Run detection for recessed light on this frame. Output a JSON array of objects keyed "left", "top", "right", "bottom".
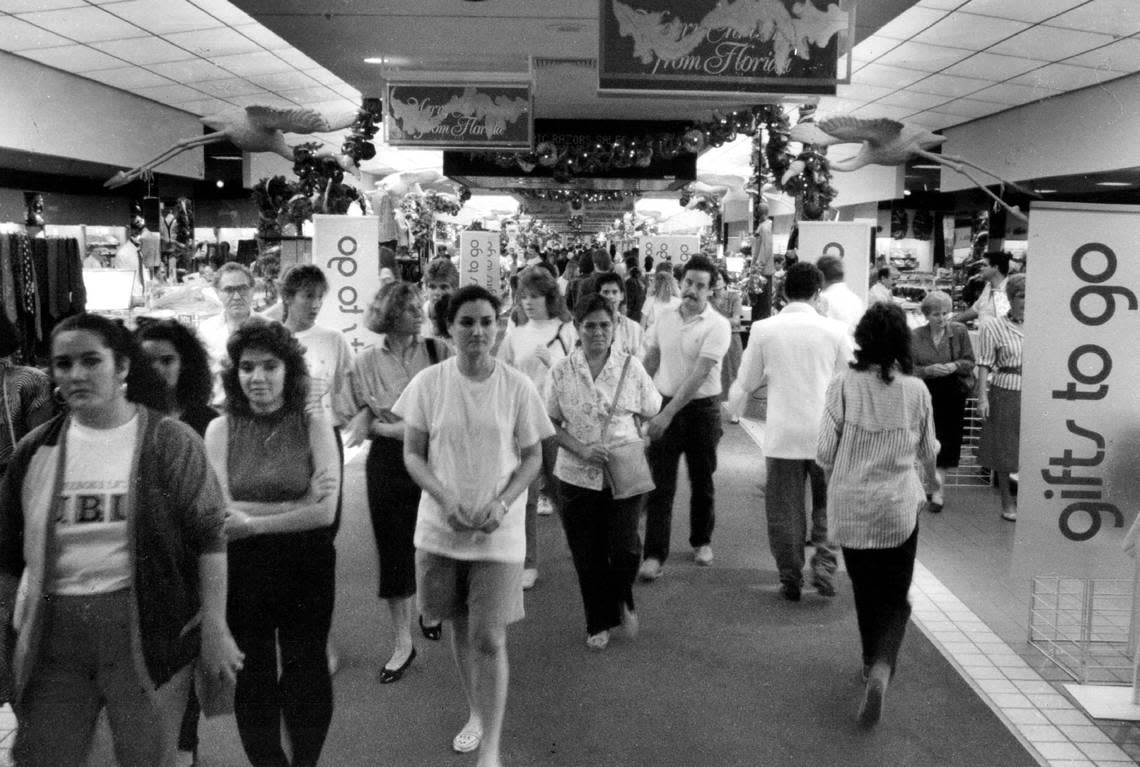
[
  {"left": 1096, "top": 181, "right": 1132, "bottom": 187},
  {"left": 1034, "top": 188, "right": 1056, "bottom": 194}
]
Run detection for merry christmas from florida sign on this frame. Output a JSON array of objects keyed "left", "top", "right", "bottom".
[
  {"left": 385, "top": 83, "right": 532, "bottom": 149},
  {"left": 599, "top": 0, "right": 852, "bottom": 95}
]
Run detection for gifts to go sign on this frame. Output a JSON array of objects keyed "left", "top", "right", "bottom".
[
  {"left": 639, "top": 235, "right": 699, "bottom": 264},
  {"left": 459, "top": 231, "right": 501, "bottom": 294}
]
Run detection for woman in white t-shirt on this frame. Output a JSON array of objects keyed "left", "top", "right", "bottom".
[
  {"left": 0, "top": 314, "right": 243, "bottom": 766},
  {"left": 497, "top": 266, "right": 577, "bottom": 590},
  {"left": 395, "top": 285, "right": 554, "bottom": 764}
]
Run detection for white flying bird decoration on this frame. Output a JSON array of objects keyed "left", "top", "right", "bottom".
[
  {"left": 105, "top": 105, "right": 360, "bottom": 189},
  {"left": 785, "top": 116, "right": 1030, "bottom": 222}
]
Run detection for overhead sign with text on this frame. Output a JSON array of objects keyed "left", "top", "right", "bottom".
[
  {"left": 639, "top": 235, "right": 699, "bottom": 264},
  {"left": 386, "top": 83, "right": 532, "bottom": 149},
  {"left": 312, "top": 215, "right": 382, "bottom": 354},
  {"left": 1013, "top": 202, "right": 1140, "bottom": 581},
  {"left": 797, "top": 221, "right": 872, "bottom": 304},
  {"left": 459, "top": 230, "right": 502, "bottom": 297},
  {"left": 599, "top": 0, "right": 852, "bottom": 95}
]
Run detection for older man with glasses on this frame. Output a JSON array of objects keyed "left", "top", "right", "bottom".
[{"left": 198, "top": 262, "right": 256, "bottom": 405}]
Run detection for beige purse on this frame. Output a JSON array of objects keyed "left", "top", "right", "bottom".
[{"left": 601, "top": 357, "right": 655, "bottom": 500}]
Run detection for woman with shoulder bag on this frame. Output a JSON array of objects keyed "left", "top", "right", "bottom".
[
  {"left": 910, "top": 291, "right": 975, "bottom": 513},
  {"left": 545, "top": 293, "right": 662, "bottom": 651}
]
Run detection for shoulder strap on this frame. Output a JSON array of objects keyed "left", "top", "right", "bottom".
[
  {"left": 600, "top": 355, "right": 634, "bottom": 443},
  {"left": 547, "top": 321, "right": 569, "bottom": 355}
]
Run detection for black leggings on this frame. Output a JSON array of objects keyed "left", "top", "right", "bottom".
[{"left": 228, "top": 531, "right": 336, "bottom": 767}]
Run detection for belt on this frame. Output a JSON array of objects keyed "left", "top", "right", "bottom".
[
  {"left": 997, "top": 365, "right": 1022, "bottom": 375},
  {"left": 661, "top": 395, "right": 719, "bottom": 407}
]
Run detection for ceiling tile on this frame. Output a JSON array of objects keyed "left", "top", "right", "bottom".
[
  {"left": 852, "top": 62, "right": 930, "bottom": 89},
  {"left": 279, "top": 85, "right": 343, "bottom": 105},
  {"left": 90, "top": 36, "right": 195, "bottom": 65},
  {"left": 15, "top": 6, "right": 142, "bottom": 43},
  {"left": 927, "top": 97, "right": 999, "bottom": 118},
  {"left": 247, "top": 70, "right": 320, "bottom": 91},
  {"left": 1009, "top": 61, "right": 1125, "bottom": 91},
  {"left": 330, "top": 82, "right": 361, "bottom": 100},
  {"left": 815, "top": 98, "right": 864, "bottom": 115},
  {"left": 905, "top": 111, "right": 958, "bottom": 130},
  {"left": 104, "top": 0, "right": 224, "bottom": 35},
  {"left": 877, "top": 89, "right": 953, "bottom": 111},
  {"left": 232, "top": 23, "right": 290, "bottom": 51},
  {"left": 873, "top": 41, "right": 973, "bottom": 72},
  {"left": 146, "top": 57, "right": 232, "bottom": 82},
  {"left": 183, "top": 0, "right": 254, "bottom": 27},
  {"left": 163, "top": 27, "right": 261, "bottom": 58},
  {"left": 834, "top": 82, "right": 894, "bottom": 102},
  {"left": 0, "top": 16, "right": 71, "bottom": 49},
  {"left": 135, "top": 82, "right": 209, "bottom": 103},
  {"left": 20, "top": 43, "right": 127, "bottom": 72},
  {"left": 851, "top": 34, "right": 904, "bottom": 64},
  {"left": 304, "top": 68, "right": 349, "bottom": 87},
  {"left": 212, "top": 50, "right": 291, "bottom": 76},
  {"left": 916, "top": 0, "right": 966, "bottom": 9},
  {"left": 84, "top": 66, "right": 175, "bottom": 90},
  {"left": 226, "top": 93, "right": 296, "bottom": 109},
  {"left": 908, "top": 73, "right": 992, "bottom": 97},
  {"left": 990, "top": 25, "right": 1115, "bottom": 60},
  {"left": 273, "top": 48, "right": 322, "bottom": 70},
  {"left": 1064, "top": 37, "right": 1140, "bottom": 71},
  {"left": 0, "top": 0, "right": 83, "bottom": 11},
  {"left": 941, "top": 51, "right": 1046, "bottom": 80},
  {"left": 874, "top": 7, "right": 951, "bottom": 40},
  {"left": 190, "top": 77, "right": 266, "bottom": 98},
  {"left": 1048, "top": 0, "right": 1140, "bottom": 35},
  {"left": 958, "top": 0, "right": 1084, "bottom": 24},
  {"left": 172, "top": 97, "right": 232, "bottom": 116},
  {"left": 910, "top": 13, "right": 1030, "bottom": 50},
  {"left": 849, "top": 104, "right": 915, "bottom": 121},
  {"left": 969, "top": 81, "right": 1062, "bottom": 105}
]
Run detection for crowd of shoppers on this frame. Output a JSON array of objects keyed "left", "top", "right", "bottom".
[{"left": 0, "top": 239, "right": 1028, "bottom": 764}]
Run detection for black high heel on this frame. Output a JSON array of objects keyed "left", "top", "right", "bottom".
[
  {"left": 419, "top": 615, "right": 442, "bottom": 641},
  {"left": 378, "top": 647, "right": 416, "bottom": 684}
]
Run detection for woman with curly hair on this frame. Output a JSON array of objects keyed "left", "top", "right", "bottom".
[
  {"left": 135, "top": 319, "right": 216, "bottom": 436},
  {"left": 817, "top": 302, "right": 939, "bottom": 728},
  {"left": 204, "top": 319, "right": 340, "bottom": 767}
]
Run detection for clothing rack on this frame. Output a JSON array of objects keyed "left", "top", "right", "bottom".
[{"left": 0, "top": 227, "right": 85, "bottom": 365}]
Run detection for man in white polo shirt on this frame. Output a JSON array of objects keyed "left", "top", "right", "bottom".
[
  {"left": 639, "top": 255, "right": 731, "bottom": 580},
  {"left": 728, "top": 262, "right": 853, "bottom": 601},
  {"left": 953, "top": 250, "right": 1010, "bottom": 325}
]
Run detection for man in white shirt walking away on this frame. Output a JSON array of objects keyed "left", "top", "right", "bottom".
[
  {"left": 817, "top": 255, "right": 865, "bottom": 334},
  {"left": 639, "top": 256, "right": 731, "bottom": 580},
  {"left": 728, "top": 262, "right": 853, "bottom": 601},
  {"left": 953, "top": 251, "right": 1010, "bottom": 326}
]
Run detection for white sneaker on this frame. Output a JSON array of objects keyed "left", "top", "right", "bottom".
[
  {"left": 637, "top": 558, "right": 663, "bottom": 582},
  {"left": 522, "top": 568, "right": 538, "bottom": 589},
  {"left": 694, "top": 545, "right": 714, "bottom": 566},
  {"left": 537, "top": 495, "right": 555, "bottom": 516}
]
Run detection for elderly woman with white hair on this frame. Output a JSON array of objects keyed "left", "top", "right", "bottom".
[{"left": 910, "top": 291, "right": 975, "bottom": 513}]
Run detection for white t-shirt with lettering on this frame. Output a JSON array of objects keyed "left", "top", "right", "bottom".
[{"left": 49, "top": 416, "right": 137, "bottom": 595}]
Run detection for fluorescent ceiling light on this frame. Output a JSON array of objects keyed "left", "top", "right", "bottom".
[
  {"left": 1096, "top": 181, "right": 1132, "bottom": 187},
  {"left": 911, "top": 163, "right": 942, "bottom": 169},
  {"left": 1033, "top": 188, "right": 1056, "bottom": 194}
]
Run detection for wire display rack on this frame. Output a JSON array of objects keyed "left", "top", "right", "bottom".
[
  {"left": 944, "top": 396, "right": 992, "bottom": 488},
  {"left": 1028, "top": 576, "right": 1134, "bottom": 685}
]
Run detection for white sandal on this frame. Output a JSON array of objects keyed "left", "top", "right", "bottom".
[{"left": 452, "top": 723, "right": 483, "bottom": 753}]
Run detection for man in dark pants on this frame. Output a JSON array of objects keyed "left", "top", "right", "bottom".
[{"left": 639, "top": 255, "right": 731, "bottom": 580}]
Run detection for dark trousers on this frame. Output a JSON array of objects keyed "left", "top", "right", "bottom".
[
  {"left": 764, "top": 458, "right": 837, "bottom": 588},
  {"left": 843, "top": 525, "right": 918, "bottom": 674},
  {"left": 366, "top": 435, "right": 421, "bottom": 599},
  {"left": 643, "top": 396, "right": 722, "bottom": 563},
  {"left": 558, "top": 481, "right": 643, "bottom": 635},
  {"left": 228, "top": 531, "right": 336, "bottom": 767}
]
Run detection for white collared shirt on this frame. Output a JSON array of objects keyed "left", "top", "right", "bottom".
[
  {"left": 728, "top": 302, "right": 853, "bottom": 459},
  {"left": 820, "top": 282, "right": 865, "bottom": 332},
  {"left": 645, "top": 301, "right": 731, "bottom": 399},
  {"left": 971, "top": 277, "right": 1010, "bottom": 323}
]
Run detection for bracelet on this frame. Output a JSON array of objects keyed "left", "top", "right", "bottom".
[{"left": 498, "top": 498, "right": 510, "bottom": 516}]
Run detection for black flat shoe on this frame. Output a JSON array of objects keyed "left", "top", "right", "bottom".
[
  {"left": 419, "top": 615, "right": 442, "bottom": 641},
  {"left": 378, "top": 647, "right": 416, "bottom": 684}
]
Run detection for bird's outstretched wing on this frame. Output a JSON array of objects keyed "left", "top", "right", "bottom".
[
  {"left": 246, "top": 105, "right": 357, "bottom": 134},
  {"left": 816, "top": 116, "right": 904, "bottom": 146},
  {"left": 788, "top": 122, "right": 847, "bottom": 146}
]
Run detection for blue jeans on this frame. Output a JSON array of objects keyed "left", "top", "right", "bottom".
[
  {"left": 844, "top": 525, "right": 918, "bottom": 673},
  {"left": 643, "top": 396, "right": 722, "bottom": 563},
  {"left": 764, "top": 458, "right": 837, "bottom": 588}
]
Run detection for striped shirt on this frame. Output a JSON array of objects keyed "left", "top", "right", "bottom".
[
  {"left": 817, "top": 368, "right": 939, "bottom": 549},
  {"left": 0, "top": 362, "right": 53, "bottom": 467},
  {"left": 975, "top": 314, "right": 1023, "bottom": 392}
]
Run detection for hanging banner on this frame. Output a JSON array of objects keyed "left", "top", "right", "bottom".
[
  {"left": 598, "top": 0, "right": 853, "bottom": 95},
  {"left": 459, "top": 230, "right": 502, "bottom": 295},
  {"left": 1013, "top": 202, "right": 1140, "bottom": 581},
  {"left": 639, "top": 235, "right": 700, "bottom": 264},
  {"left": 386, "top": 83, "right": 532, "bottom": 149},
  {"left": 796, "top": 220, "right": 872, "bottom": 303},
  {"left": 312, "top": 215, "right": 382, "bottom": 354}
]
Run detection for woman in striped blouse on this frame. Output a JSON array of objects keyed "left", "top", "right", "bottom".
[
  {"left": 975, "top": 273, "right": 1026, "bottom": 522},
  {"left": 817, "top": 302, "right": 939, "bottom": 728}
]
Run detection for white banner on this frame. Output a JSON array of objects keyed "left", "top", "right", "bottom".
[
  {"left": 796, "top": 221, "right": 873, "bottom": 303},
  {"left": 1014, "top": 202, "right": 1140, "bottom": 580},
  {"left": 459, "top": 230, "right": 501, "bottom": 295},
  {"left": 639, "top": 235, "right": 700, "bottom": 264},
  {"left": 312, "top": 215, "right": 382, "bottom": 354}
]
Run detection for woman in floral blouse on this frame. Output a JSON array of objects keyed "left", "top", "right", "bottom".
[{"left": 545, "top": 293, "right": 662, "bottom": 651}]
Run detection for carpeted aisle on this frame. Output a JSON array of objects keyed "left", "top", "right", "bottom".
[{"left": 194, "top": 422, "right": 1039, "bottom": 767}]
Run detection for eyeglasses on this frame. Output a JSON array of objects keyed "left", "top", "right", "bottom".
[{"left": 219, "top": 285, "right": 252, "bottom": 295}]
